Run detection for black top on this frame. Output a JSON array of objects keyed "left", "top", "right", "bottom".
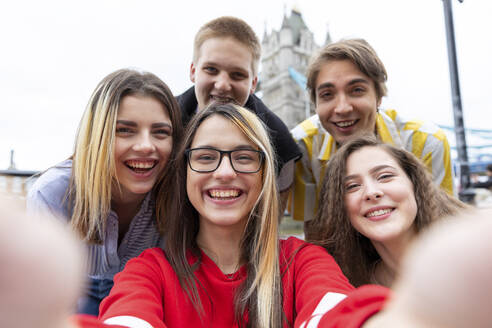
[{"left": 176, "top": 87, "right": 301, "bottom": 175}]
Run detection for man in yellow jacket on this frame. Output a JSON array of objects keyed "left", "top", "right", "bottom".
[{"left": 290, "top": 38, "right": 454, "bottom": 224}]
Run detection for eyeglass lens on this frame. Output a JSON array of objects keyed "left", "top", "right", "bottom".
[{"left": 188, "top": 148, "right": 262, "bottom": 173}]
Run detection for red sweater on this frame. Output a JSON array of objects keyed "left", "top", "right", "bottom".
[{"left": 98, "top": 237, "right": 388, "bottom": 327}]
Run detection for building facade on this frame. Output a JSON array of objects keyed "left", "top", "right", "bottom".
[{"left": 259, "top": 9, "right": 330, "bottom": 128}]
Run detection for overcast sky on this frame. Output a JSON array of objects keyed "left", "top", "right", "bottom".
[{"left": 1, "top": 0, "right": 491, "bottom": 170}]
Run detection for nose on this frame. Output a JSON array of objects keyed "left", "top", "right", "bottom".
[
  {"left": 364, "top": 181, "right": 383, "bottom": 201},
  {"left": 133, "top": 132, "right": 155, "bottom": 153},
  {"left": 334, "top": 93, "right": 353, "bottom": 115},
  {"left": 214, "top": 72, "right": 232, "bottom": 92},
  {"left": 213, "top": 155, "right": 236, "bottom": 179}
]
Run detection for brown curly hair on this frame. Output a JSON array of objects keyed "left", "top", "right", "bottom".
[{"left": 306, "top": 135, "right": 466, "bottom": 287}]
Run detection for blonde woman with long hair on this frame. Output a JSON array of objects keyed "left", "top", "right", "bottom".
[
  {"left": 97, "top": 104, "right": 390, "bottom": 328},
  {"left": 27, "top": 68, "right": 182, "bottom": 315}
]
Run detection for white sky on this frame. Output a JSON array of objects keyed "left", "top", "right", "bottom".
[{"left": 1, "top": 0, "right": 491, "bottom": 170}]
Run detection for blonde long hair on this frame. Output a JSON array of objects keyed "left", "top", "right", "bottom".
[
  {"left": 70, "top": 68, "right": 182, "bottom": 243},
  {"left": 158, "top": 104, "right": 283, "bottom": 327}
]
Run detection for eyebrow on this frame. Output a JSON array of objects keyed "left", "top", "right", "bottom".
[
  {"left": 317, "top": 78, "right": 371, "bottom": 92},
  {"left": 116, "top": 120, "right": 137, "bottom": 127},
  {"left": 202, "top": 61, "right": 249, "bottom": 73},
  {"left": 151, "top": 122, "right": 172, "bottom": 129},
  {"left": 344, "top": 164, "right": 396, "bottom": 181},
  {"left": 192, "top": 145, "right": 257, "bottom": 151},
  {"left": 116, "top": 120, "right": 172, "bottom": 129}
]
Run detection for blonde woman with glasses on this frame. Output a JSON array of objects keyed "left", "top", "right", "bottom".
[{"left": 96, "top": 104, "right": 390, "bottom": 328}]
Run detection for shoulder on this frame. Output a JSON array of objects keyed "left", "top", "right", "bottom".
[
  {"left": 280, "top": 236, "right": 308, "bottom": 252},
  {"left": 382, "top": 109, "right": 449, "bottom": 151},
  {"left": 175, "top": 86, "right": 197, "bottom": 125},
  {"left": 175, "top": 86, "right": 195, "bottom": 108},
  {"left": 246, "top": 94, "right": 289, "bottom": 130},
  {"left": 382, "top": 109, "right": 444, "bottom": 136},
  {"left": 290, "top": 115, "right": 322, "bottom": 142},
  {"left": 120, "top": 247, "right": 171, "bottom": 277},
  {"left": 280, "top": 236, "right": 329, "bottom": 261},
  {"left": 246, "top": 94, "right": 302, "bottom": 164},
  {"left": 137, "top": 246, "right": 167, "bottom": 262}
]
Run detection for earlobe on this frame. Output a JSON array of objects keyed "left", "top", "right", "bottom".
[
  {"left": 190, "top": 63, "right": 196, "bottom": 83},
  {"left": 250, "top": 76, "right": 258, "bottom": 94}
]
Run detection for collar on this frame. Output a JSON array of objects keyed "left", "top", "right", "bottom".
[{"left": 317, "top": 110, "right": 400, "bottom": 161}]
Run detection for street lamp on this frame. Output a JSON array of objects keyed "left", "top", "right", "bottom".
[{"left": 441, "top": 0, "right": 472, "bottom": 201}]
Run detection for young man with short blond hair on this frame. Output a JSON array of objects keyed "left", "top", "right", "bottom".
[{"left": 177, "top": 16, "right": 301, "bottom": 202}]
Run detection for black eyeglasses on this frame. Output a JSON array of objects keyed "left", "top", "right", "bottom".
[{"left": 185, "top": 147, "right": 264, "bottom": 173}]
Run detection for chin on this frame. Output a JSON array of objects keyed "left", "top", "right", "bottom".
[
  {"left": 204, "top": 212, "right": 246, "bottom": 227},
  {"left": 123, "top": 184, "right": 154, "bottom": 195}
]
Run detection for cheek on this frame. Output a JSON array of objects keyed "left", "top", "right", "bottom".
[
  {"left": 344, "top": 195, "right": 366, "bottom": 234},
  {"left": 366, "top": 109, "right": 377, "bottom": 126},
  {"left": 251, "top": 178, "right": 262, "bottom": 199},
  {"left": 113, "top": 140, "right": 126, "bottom": 162},
  {"left": 186, "top": 171, "right": 198, "bottom": 206},
  {"left": 236, "top": 83, "right": 252, "bottom": 100},
  {"left": 360, "top": 97, "right": 378, "bottom": 118},
  {"left": 344, "top": 194, "right": 360, "bottom": 219},
  {"left": 407, "top": 194, "right": 418, "bottom": 223},
  {"left": 315, "top": 103, "right": 333, "bottom": 121},
  {"left": 156, "top": 139, "right": 173, "bottom": 159},
  {"left": 246, "top": 174, "right": 263, "bottom": 205}
]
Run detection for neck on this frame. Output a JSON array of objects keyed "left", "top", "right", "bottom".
[
  {"left": 196, "top": 221, "right": 245, "bottom": 275},
  {"left": 111, "top": 190, "right": 147, "bottom": 240},
  {"left": 371, "top": 232, "right": 415, "bottom": 287}
]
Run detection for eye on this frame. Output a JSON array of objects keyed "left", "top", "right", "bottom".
[
  {"left": 192, "top": 150, "right": 218, "bottom": 163},
  {"left": 318, "top": 90, "right": 333, "bottom": 100},
  {"left": 230, "top": 72, "right": 247, "bottom": 80},
  {"left": 351, "top": 86, "right": 366, "bottom": 95},
  {"left": 153, "top": 128, "right": 171, "bottom": 138},
  {"left": 377, "top": 173, "right": 395, "bottom": 181},
  {"left": 233, "top": 151, "right": 256, "bottom": 164},
  {"left": 198, "top": 154, "right": 214, "bottom": 161},
  {"left": 116, "top": 127, "right": 133, "bottom": 135},
  {"left": 344, "top": 182, "right": 360, "bottom": 192},
  {"left": 204, "top": 66, "right": 218, "bottom": 74}
]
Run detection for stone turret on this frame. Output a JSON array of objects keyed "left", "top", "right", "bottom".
[{"left": 259, "top": 9, "right": 329, "bottom": 128}]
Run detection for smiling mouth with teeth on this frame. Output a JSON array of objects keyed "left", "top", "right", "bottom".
[
  {"left": 365, "top": 208, "right": 393, "bottom": 218},
  {"left": 210, "top": 95, "right": 237, "bottom": 105},
  {"left": 335, "top": 120, "right": 357, "bottom": 128},
  {"left": 209, "top": 189, "right": 241, "bottom": 199},
  {"left": 125, "top": 160, "right": 157, "bottom": 173}
]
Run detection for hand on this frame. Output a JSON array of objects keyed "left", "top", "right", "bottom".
[
  {"left": 370, "top": 208, "right": 492, "bottom": 328},
  {"left": 0, "top": 196, "right": 85, "bottom": 328}
]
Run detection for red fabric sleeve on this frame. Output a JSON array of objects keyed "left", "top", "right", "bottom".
[
  {"left": 282, "top": 238, "right": 389, "bottom": 328},
  {"left": 98, "top": 248, "right": 167, "bottom": 328},
  {"left": 311, "top": 285, "right": 389, "bottom": 328},
  {"left": 291, "top": 241, "right": 355, "bottom": 325}
]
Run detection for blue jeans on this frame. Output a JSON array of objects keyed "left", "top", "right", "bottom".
[{"left": 77, "top": 277, "right": 114, "bottom": 315}]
